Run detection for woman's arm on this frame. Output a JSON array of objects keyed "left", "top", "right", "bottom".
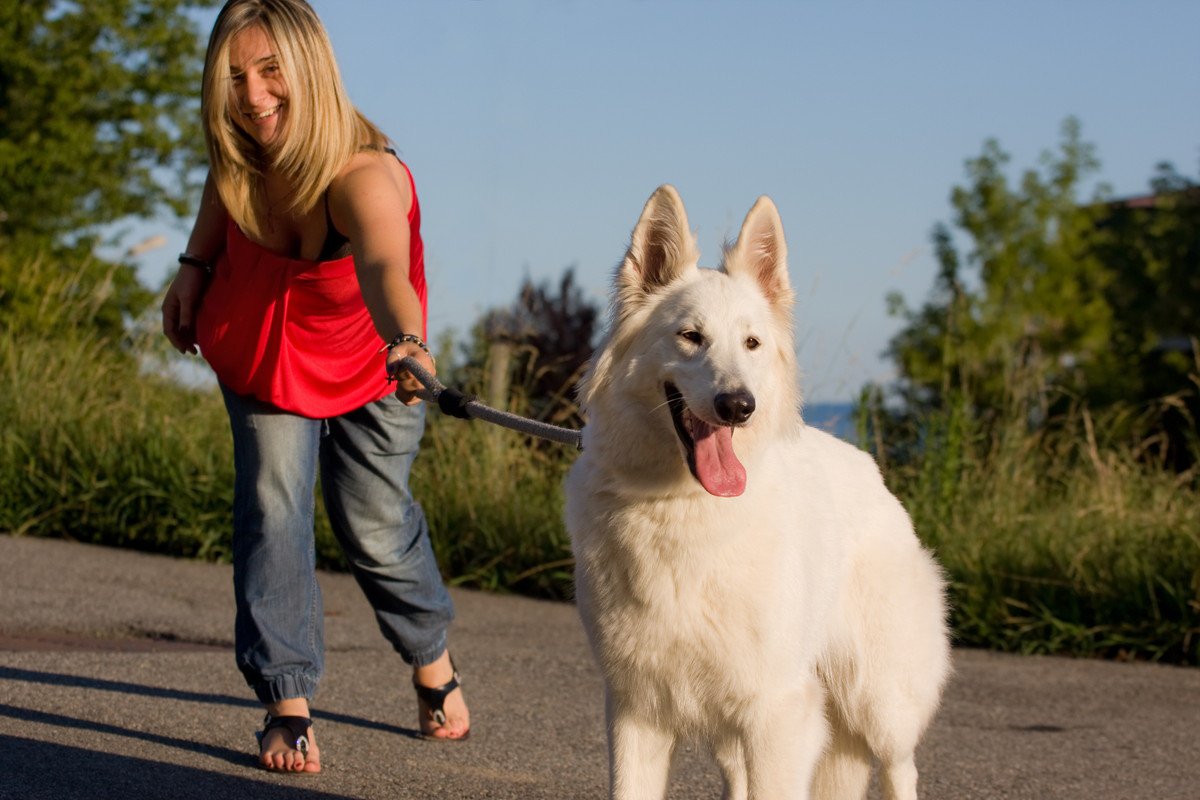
[
  {"left": 162, "top": 174, "right": 228, "bottom": 354},
  {"left": 330, "top": 153, "right": 435, "bottom": 405}
]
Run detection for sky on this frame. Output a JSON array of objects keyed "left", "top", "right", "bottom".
[{"left": 127, "top": 0, "right": 1200, "bottom": 403}]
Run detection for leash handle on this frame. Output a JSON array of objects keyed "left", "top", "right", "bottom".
[{"left": 396, "top": 356, "right": 584, "bottom": 449}]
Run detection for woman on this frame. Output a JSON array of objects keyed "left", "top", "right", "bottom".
[{"left": 162, "top": 0, "right": 469, "bottom": 773}]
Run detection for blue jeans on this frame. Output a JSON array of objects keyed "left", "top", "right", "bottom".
[{"left": 220, "top": 385, "right": 455, "bottom": 705}]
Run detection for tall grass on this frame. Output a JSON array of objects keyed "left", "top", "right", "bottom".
[
  {"left": 862, "top": 390, "right": 1200, "bottom": 665},
  {"left": 4, "top": 254, "right": 1196, "bottom": 663},
  {"left": 0, "top": 254, "right": 575, "bottom": 591},
  {"left": 0, "top": 333, "right": 236, "bottom": 558},
  {"left": 0, "top": 255, "right": 235, "bottom": 561},
  {"left": 415, "top": 417, "right": 576, "bottom": 600}
]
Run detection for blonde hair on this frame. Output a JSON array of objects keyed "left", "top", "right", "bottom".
[{"left": 201, "top": 0, "right": 388, "bottom": 239}]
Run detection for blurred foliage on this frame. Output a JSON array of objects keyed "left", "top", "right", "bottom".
[
  {"left": 0, "top": 243, "right": 152, "bottom": 342},
  {"left": 857, "top": 118, "right": 1200, "bottom": 664},
  {"left": 0, "top": 1, "right": 217, "bottom": 337},
  {"left": 881, "top": 118, "right": 1200, "bottom": 469},
  {"left": 0, "top": 0, "right": 217, "bottom": 245},
  {"left": 857, "top": 380, "right": 1200, "bottom": 665},
  {"left": 449, "top": 267, "right": 600, "bottom": 431}
]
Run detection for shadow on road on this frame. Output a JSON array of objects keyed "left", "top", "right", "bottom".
[
  {"left": 0, "top": 733, "right": 355, "bottom": 800},
  {"left": 0, "top": 666, "right": 421, "bottom": 738}
]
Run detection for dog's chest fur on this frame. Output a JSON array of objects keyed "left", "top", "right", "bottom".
[{"left": 569, "top": 476, "right": 836, "bottom": 730}]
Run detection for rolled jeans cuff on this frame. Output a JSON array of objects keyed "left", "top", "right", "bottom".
[
  {"left": 405, "top": 633, "right": 449, "bottom": 668},
  {"left": 251, "top": 672, "right": 321, "bottom": 705}
]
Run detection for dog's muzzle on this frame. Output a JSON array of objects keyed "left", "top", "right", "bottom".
[{"left": 665, "top": 383, "right": 749, "bottom": 497}]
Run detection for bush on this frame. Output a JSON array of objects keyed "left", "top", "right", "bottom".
[{"left": 860, "top": 390, "right": 1200, "bottom": 665}]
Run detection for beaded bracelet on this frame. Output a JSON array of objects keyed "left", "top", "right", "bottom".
[
  {"left": 178, "top": 252, "right": 214, "bottom": 275},
  {"left": 383, "top": 333, "right": 429, "bottom": 354},
  {"left": 383, "top": 333, "right": 431, "bottom": 383}
]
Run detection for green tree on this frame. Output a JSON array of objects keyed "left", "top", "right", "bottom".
[
  {"left": 1092, "top": 162, "right": 1200, "bottom": 399},
  {"left": 0, "top": 0, "right": 217, "bottom": 337},
  {"left": 1089, "top": 163, "right": 1200, "bottom": 467},
  {"left": 887, "top": 118, "right": 1118, "bottom": 416},
  {"left": 880, "top": 118, "right": 1199, "bottom": 465},
  {"left": 1, "top": 0, "right": 215, "bottom": 243}
]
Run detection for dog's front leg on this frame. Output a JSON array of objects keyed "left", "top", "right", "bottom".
[
  {"left": 742, "top": 677, "right": 829, "bottom": 799},
  {"left": 606, "top": 696, "right": 675, "bottom": 800}
]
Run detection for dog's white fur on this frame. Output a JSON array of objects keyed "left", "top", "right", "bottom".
[{"left": 565, "top": 186, "right": 951, "bottom": 800}]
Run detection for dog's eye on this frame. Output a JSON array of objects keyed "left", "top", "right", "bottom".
[
  {"left": 678, "top": 330, "right": 704, "bottom": 346},
  {"left": 746, "top": 337, "right": 761, "bottom": 350}
]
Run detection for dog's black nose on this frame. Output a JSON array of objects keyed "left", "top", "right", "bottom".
[{"left": 714, "top": 391, "right": 755, "bottom": 424}]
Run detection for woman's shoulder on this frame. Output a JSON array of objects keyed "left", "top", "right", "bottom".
[
  {"left": 339, "top": 148, "right": 411, "bottom": 180},
  {"left": 326, "top": 148, "right": 415, "bottom": 226},
  {"left": 330, "top": 149, "right": 413, "bottom": 212}
]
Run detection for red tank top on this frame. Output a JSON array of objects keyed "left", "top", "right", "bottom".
[{"left": 196, "top": 162, "right": 427, "bottom": 418}]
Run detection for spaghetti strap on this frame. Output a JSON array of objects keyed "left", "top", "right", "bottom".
[{"left": 384, "top": 149, "right": 417, "bottom": 199}]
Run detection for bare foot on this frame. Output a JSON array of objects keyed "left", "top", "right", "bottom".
[
  {"left": 414, "top": 650, "right": 471, "bottom": 740},
  {"left": 259, "top": 697, "right": 321, "bottom": 773}
]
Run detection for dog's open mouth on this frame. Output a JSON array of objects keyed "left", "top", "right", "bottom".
[{"left": 665, "top": 383, "right": 747, "bottom": 497}]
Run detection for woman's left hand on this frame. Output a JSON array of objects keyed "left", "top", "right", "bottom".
[{"left": 387, "top": 343, "right": 436, "bottom": 406}]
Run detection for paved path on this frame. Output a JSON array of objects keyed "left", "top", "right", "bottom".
[{"left": 0, "top": 534, "right": 1197, "bottom": 799}]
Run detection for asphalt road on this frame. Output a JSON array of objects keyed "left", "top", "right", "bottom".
[{"left": 1, "top": 534, "right": 1197, "bottom": 799}]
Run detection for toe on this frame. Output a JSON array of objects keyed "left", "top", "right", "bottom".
[
  {"left": 259, "top": 725, "right": 317, "bottom": 772},
  {"left": 420, "top": 686, "right": 470, "bottom": 739}
]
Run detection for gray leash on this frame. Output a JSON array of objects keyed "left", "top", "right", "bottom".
[{"left": 398, "top": 356, "right": 584, "bottom": 449}]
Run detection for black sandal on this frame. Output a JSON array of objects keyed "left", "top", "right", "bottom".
[
  {"left": 413, "top": 658, "right": 470, "bottom": 741},
  {"left": 255, "top": 714, "right": 313, "bottom": 768}
]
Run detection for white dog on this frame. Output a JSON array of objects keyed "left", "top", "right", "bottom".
[{"left": 565, "top": 186, "right": 950, "bottom": 800}]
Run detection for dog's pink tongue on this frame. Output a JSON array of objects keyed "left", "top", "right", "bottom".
[{"left": 692, "top": 423, "right": 746, "bottom": 497}]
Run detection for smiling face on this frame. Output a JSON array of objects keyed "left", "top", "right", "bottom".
[{"left": 228, "top": 24, "right": 287, "bottom": 147}]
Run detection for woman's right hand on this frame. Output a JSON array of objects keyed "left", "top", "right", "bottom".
[
  {"left": 387, "top": 342, "right": 436, "bottom": 406},
  {"left": 162, "top": 265, "right": 207, "bottom": 354}
]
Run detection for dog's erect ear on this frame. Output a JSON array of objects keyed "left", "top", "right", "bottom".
[
  {"left": 726, "top": 195, "right": 793, "bottom": 309},
  {"left": 616, "top": 185, "right": 699, "bottom": 309}
]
